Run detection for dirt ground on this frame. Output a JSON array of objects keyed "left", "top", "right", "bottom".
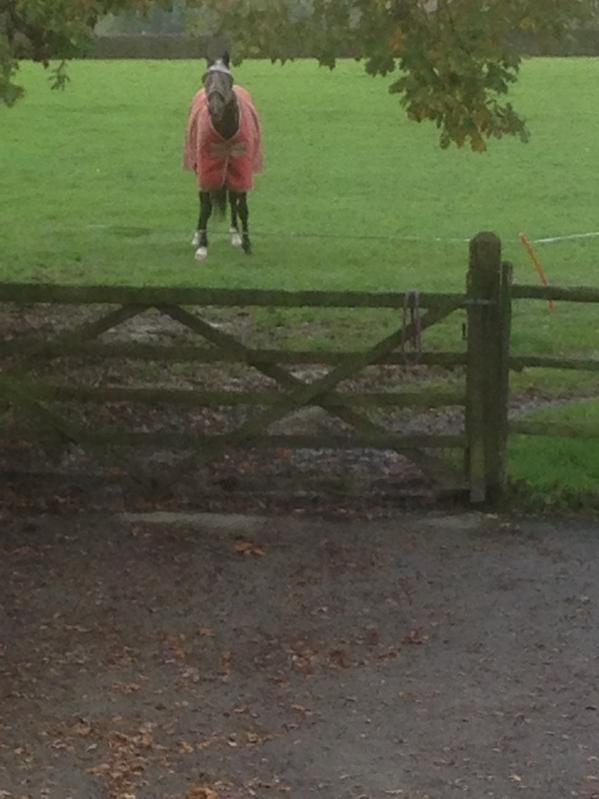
[{"left": 2, "top": 510, "right": 599, "bottom": 799}]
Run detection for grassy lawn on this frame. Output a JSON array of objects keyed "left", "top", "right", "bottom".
[
  {"left": 509, "top": 400, "right": 599, "bottom": 510},
  {"left": 3, "top": 57, "right": 599, "bottom": 506},
  {"left": 3, "top": 58, "right": 599, "bottom": 289},
  {"left": 4, "top": 59, "right": 599, "bottom": 357}
]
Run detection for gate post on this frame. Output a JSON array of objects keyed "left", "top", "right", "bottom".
[{"left": 466, "top": 232, "right": 512, "bottom": 504}]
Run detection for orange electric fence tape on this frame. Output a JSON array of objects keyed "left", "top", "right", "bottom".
[{"left": 518, "top": 233, "right": 556, "bottom": 313}]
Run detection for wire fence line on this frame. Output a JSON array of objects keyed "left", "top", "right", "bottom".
[{"left": 83, "top": 225, "right": 599, "bottom": 247}]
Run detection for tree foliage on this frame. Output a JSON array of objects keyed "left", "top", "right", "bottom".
[
  {"left": 2, "top": 0, "right": 598, "bottom": 150},
  {"left": 192, "top": 0, "right": 599, "bottom": 150},
  {"left": 0, "top": 0, "right": 167, "bottom": 103}
]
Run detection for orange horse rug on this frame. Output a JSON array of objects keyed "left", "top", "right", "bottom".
[{"left": 183, "top": 86, "right": 263, "bottom": 193}]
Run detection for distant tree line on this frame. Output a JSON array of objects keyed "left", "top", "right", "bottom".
[
  {"left": 93, "top": 2, "right": 599, "bottom": 59},
  {"left": 96, "top": 2, "right": 599, "bottom": 37},
  {"left": 95, "top": 1, "right": 194, "bottom": 35}
]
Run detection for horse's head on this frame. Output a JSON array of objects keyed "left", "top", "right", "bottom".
[{"left": 203, "top": 53, "right": 234, "bottom": 125}]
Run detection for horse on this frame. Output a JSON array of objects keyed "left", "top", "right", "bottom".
[{"left": 183, "top": 53, "right": 263, "bottom": 263}]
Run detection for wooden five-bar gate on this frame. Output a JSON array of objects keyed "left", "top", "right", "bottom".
[{"left": 2, "top": 230, "right": 595, "bottom": 506}]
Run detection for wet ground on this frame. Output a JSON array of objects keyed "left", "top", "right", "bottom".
[{"left": 2, "top": 509, "right": 599, "bottom": 799}]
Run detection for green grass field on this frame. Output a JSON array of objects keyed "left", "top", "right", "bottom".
[
  {"left": 3, "top": 58, "right": 599, "bottom": 288},
  {"left": 4, "top": 59, "right": 599, "bottom": 360},
  {"left": 3, "top": 57, "right": 599, "bottom": 505},
  {"left": 3, "top": 60, "right": 599, "bottom": 334},
  {"left": 510, "top": 401, "right": 599, "bottom": 510}
]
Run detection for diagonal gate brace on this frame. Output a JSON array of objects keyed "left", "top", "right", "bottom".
[
  {"left": 158, "top": 303, "right": 461, "bottom": 487},
  {"left": 0, "top": 305, "right": 151, "bottom": 477}
]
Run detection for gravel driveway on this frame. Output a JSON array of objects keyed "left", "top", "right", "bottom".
[{"left": 1, "top": 510, "right": 599, "bottom": 799}]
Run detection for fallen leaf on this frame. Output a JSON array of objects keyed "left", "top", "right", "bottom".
[
  {"left": 162, "top": 634, "right": 186, "bottom": 662},
  {"left": 244, "top": 730, "right": 271, "bottom": 745},
  {"left": 51, "top": 739, "right": 69, "bottom": 750},
  {"left": 88, "top": 763, "right": 110, "bottom": 776},
  {"left": 187, "top": 788, "right": 219, "bottom": 799},
  {"left": 220, "top": 651, "right": 233, "bottom": 682},
  {"left": 234, "top": 540, "right": 266, "bottom": 557},
  {"left": 197, "top": 736, "right": 223, "bottom": 749},
  {"left": 71, "top": 719, "right": 93, "bottom": 737},
  {"left": 179, "top": 740, "right": 194, "bottom": 753},
  {"left": 111, "top": 682, "right": 141, "bottom": 694},
  {"left": 290, "top": 704, "right": 310, "bottom": 714},
  {"left": 64, "top": 624, "right": 92, "bottom": 633},
  {"left": 328, "top": 648, "right": 351, "bottom": 668},
  {"left": 402, "top": 629, "right": 429, "bottom": 645},
  {"left": 364, "top": 626, "right": 380, "bottom": 647}
]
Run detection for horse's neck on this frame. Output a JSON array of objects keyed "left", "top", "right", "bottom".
[{"left": 214, "top": 97, "right": 239, "bottom": 140}]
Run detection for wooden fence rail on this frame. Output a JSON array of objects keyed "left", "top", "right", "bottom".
[
  {"left": 510, "top": 421, "right": 599, "bottom": 439},
  {"left": 0, "top": 341, "right": 468, "bottom": 367},
  {"left": 0, "top": 274, "right": 474, "bottom": 501},
  {"left": 512, "top": 285, "right": 599, "bottom": 304},
  {"left": 0, "top": 283, "right": 476, "bottom": 309},
  {"left": 2, "top": 382, "right": 466, "bottom": 410},
  {"left": 510, "top": 355, "right": 599, "bottom": 372},
  {"left": 509, "top": 271, "right": 599, "bottom": 445},
  {"left": 2, "top": 231, "right": 599, "bottom": 505}
]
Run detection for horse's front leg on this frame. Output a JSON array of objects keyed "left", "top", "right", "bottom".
[
  {"left": 229, "top": 191, "right": 242, "bottom": 248},
  {"left": 237, "top": 193, "right": 252, "bottom": 255},
  {"left": 194, "top": 191, "right": 212, "bottom": 262}
]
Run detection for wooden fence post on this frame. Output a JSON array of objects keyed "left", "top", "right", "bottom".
[
  {"left": 492, "top": 259, "right": 513, "bottom": 504},
  {"left": 466, "top": 233, "right": 512, "bottom": 504}
]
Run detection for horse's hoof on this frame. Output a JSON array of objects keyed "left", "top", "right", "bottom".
[
  {"left": 194, "top": 246, "right": 208, "bottom": 262},
  {"left": 243, "top": 244, "right": 252, "bottom": 255},
  {"left": 191, "top": 231, "right": 200, "bottom": 248},
  {"left": 230, "top": 229, "right": 243, "bottom": 248}
]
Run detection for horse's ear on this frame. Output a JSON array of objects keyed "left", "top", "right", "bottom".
[{"left": 222, "top": 51, "right": 231, "bottom": 67}]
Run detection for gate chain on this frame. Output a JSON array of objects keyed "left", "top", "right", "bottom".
[{"left": 401, "top": 290, "right": 422, "bottom": 362}]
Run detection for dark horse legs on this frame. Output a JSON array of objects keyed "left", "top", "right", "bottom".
[
  {"left": 230, "top": 191, "right": 252, "bottom": 254},
  {"left": 195, "top": 191, "right": 212, "bottom": 253},
  {"left": 194, "top": 190, "right": 251, "bottom": 260},
  {"left": 230, "top": 192, "right": 240, "bottom": 240}
]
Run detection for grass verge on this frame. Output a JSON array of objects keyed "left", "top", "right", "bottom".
[{"left": 509, "top": 400, "right": 599, "bottom": 511}]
